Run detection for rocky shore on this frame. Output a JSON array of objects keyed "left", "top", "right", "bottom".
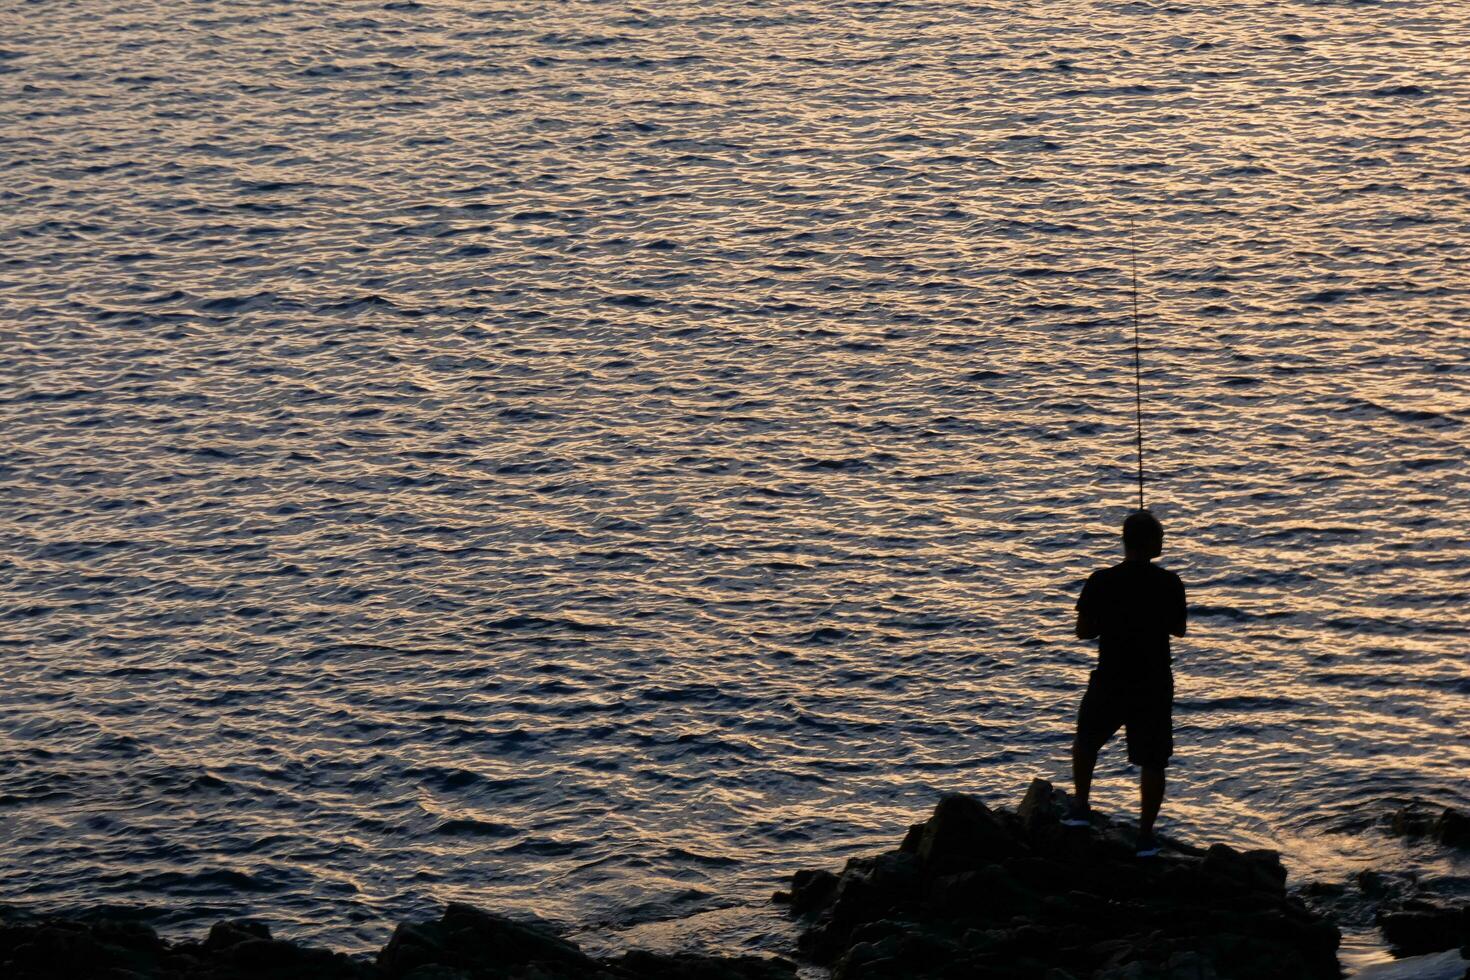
[
  {"left": 777, "top": 778, "right": 1344, "bottom": 980},
  {"left": 3, "top": 781, "right": 1466, "bottom": 979},
  {"left": 0, "top": 902, "right": 798, "bottom": 980},
  {"left": 1385, "top": 803, "right": 1470, "bottom": 853}
]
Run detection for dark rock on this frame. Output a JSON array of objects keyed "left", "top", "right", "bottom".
[
  {"left": 91, "top": 918, "right": 170, "bottom": 957},
  {"left": 1435, "top": 809, "right": 1470, "bottom": 850},
  {"left": 830, "top": 868, "right": 890, "bottom": 926},
  {"left": 612, "top": 948, "right": 797, "bottom": 980},
  {"left": 1200, "top": 844, "right": 1287, "bottom": 894},
  {"left": 378, "top": 903, "right": 597, "bottom": 977},
  {"left": 913, "top": 794, "right": 1017, "bottom": 873},
  {"left": 0, "top": 910, "right": 371, "bottom": 979},
  {"left": 780, "top": 779, "right": 1341, "bottom": 980},
  {"left": 0, "top": 902, "right": 795, "bottom": 980},
  {"left": 204, "top": 917, "right": 273, "bottom": 951},
  {"left": 869, "top": 850, "right": 920, "bottom": 895},
  {"left": 1387, "top": 804, "right": 1470, "bottom": 851},
  {"left": 1356, "top": 868, "right": 1417, "bottom": 899},
  {"left": 222, "top": 936, "right": 366, "bottom": 976},
  {"left": 1391, "top": 806, "right": 1436, "bottom": 838},
  {"left": 833, "top": 932, "right": 905, "bottom": 978},
  {"left": 1299, "top": 881, "right": 1346, "bottom": 898},
  {"left": 1017, "top": 776, "right": 1068, "bottom": 833},
  {"left": 1164, "top": 951, "right": 1222, "bottom": 980},
  {"left": 1377, "top": 902, "right": 1470, "bottom": 956},
  {"left": 928, "top": 864, "right": 1034, "bottom": 920},
  {"left": 789, "top": 868, "right": 840, "bottom": 915}
]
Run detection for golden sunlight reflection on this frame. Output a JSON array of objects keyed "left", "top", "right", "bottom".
[{"left": 0, "top": 0, "right": 1466, "bottom": 973}]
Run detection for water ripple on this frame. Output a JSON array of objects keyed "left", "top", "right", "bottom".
[{"left": 1, "top": 0, "right": 1468, "bottom": 958}]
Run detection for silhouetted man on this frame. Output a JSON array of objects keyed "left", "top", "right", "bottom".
[{"left": 1065, "top": 510, "right": 1187, "bottom": 857}]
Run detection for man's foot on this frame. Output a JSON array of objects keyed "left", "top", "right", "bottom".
[
  {"left": 1060, "top": 802, "right": 1092, "bottom": 828},
  {"left": 1135, "top": 831, "right": 1161, "bottom": 858}
]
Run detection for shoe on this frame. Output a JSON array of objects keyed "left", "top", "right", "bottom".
[
  {"left": 1135, "top": 832, "right": 1161, "bottom": 858},
  {"left": 1060, "top": 803, "right": 1092, "bottom": 828}
]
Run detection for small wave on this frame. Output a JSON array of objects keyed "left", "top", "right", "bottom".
[
  {"left": 665, "top": 848, "right": 739, "bottom": 867},
  {"left": 198, "top": 291, "right": 291, "bottom": 313},
  {"left": 498, "top": 837, "right": 592, "bottom": 857},
  {"left": 795, "top": 626, "right": 850, "bottom": 644},
  {"left": 435, "top": 819, "right": 519, "bottom": 838},
  {"left": 132, "top": 869, "right": 282, "bottom": 894},
  {"left": 1185, "top": 605, "right": 1293, "bottom": 622},
  {"left": 1176, "top": 696, "right": 1301, "bottom": 711},
  {"left": 185, "top": 774, "right": 233, "bottom": 794},
  {"left": 800, "top": 457, "right": 875, "bottom": 471}
]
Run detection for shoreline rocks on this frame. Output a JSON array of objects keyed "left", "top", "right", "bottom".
[
  {"left": 778, "top": 779, "right": 1342, "bottom": 980},
  {"left": 4, "top": 785, "right": 1466, "bottom": 979},
  {"left": 0, "top": 903, "right": 797, "bottom": 980},
  {"left": 1387, "top": 805, "right": 1470, "bottom": 852},
  {"left": 1349, "top": 870, "right": 1470, "bottom": 961}
]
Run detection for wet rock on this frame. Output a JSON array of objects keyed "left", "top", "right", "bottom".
[
  {"left": 0, "top": 903, "right": 795, "bottom": 979},
  {"left": 1387, "top": 805, "right": 1470, "bottom": 851},
  {"left": 221, "top": 936, "right": 367, "bottom": 976},
  {"left": 1357, "top": 869, "right": 1417, "bottom": 900},
  {"left": 611, "top": 948, "right": 798, "bottom": 980},
  {"left": 1376, "top": 901, "right": 1470, "bottom": 957},
  {"left": 780, "top": 780, "right": 1341, "bottom": 980},
  {"left": 788, "top": 867, "right": 840, "bottom": 915},
  {"left": 914, "top": 794, "right": 1017, "bottom": 873},
  {"left": 1348, "top": 862, "right": 1470, "bottom": 959},
  {"left": 0, "top": 908, "right": 370, "bottom": 979},
  {"left": 1199, "top": 843, "right": 1287, "bottom": 893},
  {"left": 204, "top": 917, "right": 273, "bottom": 951},
  {"left": 1300, "top": 881, "right": 1346, "bottom": 899},
  {"left": 378, "top": 902, "right": 598, "bottom": 977},
  {"left": 0, "top": 916, "right": 168, "bottom": 979},
  {"left": 1435, "top": 809, "right": 1470, "bottom": 850},
  {"left": 1390, "top": 806, "right": 1435, "bottom": 838},
  {"left": 1017, "top": 776, "right": 1070, "bottom": 833}
]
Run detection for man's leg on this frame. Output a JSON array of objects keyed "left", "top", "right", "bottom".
[
  {"left": 1127, "top": 676, "right": 1173, "bottom": 840},
  {"left": 1071, "top": 674, "right": 1120, "bottom": 818},
  {"left": 1072, "top": 742, "right": 1097, "bottom": 811},
  {"left": 1139, "top": 766, "right": 1165, "bottom": 835}
]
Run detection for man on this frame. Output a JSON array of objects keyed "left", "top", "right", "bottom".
[{"left": 1065, "top": 510, "right": 1187, "bottom": 857}]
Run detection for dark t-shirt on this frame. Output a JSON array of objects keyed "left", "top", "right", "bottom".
[{"left": 1076, "top": 560, "right": 1187, "bottom": 682}]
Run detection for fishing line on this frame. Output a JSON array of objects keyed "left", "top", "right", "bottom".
[{"left": 1129, "top": 218, "right": 1145, "bottom": 511}]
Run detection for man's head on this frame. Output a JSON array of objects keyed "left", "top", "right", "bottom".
[{"left": 1123, "top": 509, "right": 1163, "bottom": 560}]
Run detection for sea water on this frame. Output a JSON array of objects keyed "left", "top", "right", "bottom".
[{"left": 1, "top": 0, "right": 1466, "bottom": 960}]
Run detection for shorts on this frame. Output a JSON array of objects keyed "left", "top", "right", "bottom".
[{"left": 1073, "top": 669, "right": 1174, "bottom": 769}]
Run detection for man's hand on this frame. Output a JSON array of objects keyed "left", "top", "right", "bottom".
[{"left": 1076, "top": 611, "right": 1100, "bottom": 640}]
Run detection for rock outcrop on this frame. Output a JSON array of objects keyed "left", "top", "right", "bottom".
[
  {"left": 0, "top": 910, "right": 370, "bottom": 979},
  {"left": 777, "top": 779, "right": 1341, "bottom": 980},
  {"left": 1387, "top": 805, "right": 1470, "bottom": 852},
  {"left": 1375, "top": 901, "right": 1470, "bottom": 960},
  {"left": 0, "top": 902, "right": 796, "bottom": 980},
  {"left": 7, "top": 785, "right": 1464, "bottom": 979},
  {"left": 376, "top": 903, "right": 795, "bottom": 980},
  {"left": 1324, "top": 802, "right": 1470, "bottom": 971}
]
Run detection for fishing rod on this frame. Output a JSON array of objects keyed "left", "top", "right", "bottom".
[{"left": 1129, "top": 218, "right": 1145, "bottom": 512}]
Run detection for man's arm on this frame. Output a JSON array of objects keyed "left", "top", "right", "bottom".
[
  {"left": 1170, "top": 578, "right": 1187, "bottom": 638},
  {"left": 1076, "top": 610, "right": 1100, "bottom": 640},
  {"left": 1076, "top": 572, "right": 1100, "bottom": 639}
]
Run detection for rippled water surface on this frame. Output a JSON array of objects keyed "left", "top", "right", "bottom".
[{"left": 2, "top": 0, "right": 1468, "bottom": 960}]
